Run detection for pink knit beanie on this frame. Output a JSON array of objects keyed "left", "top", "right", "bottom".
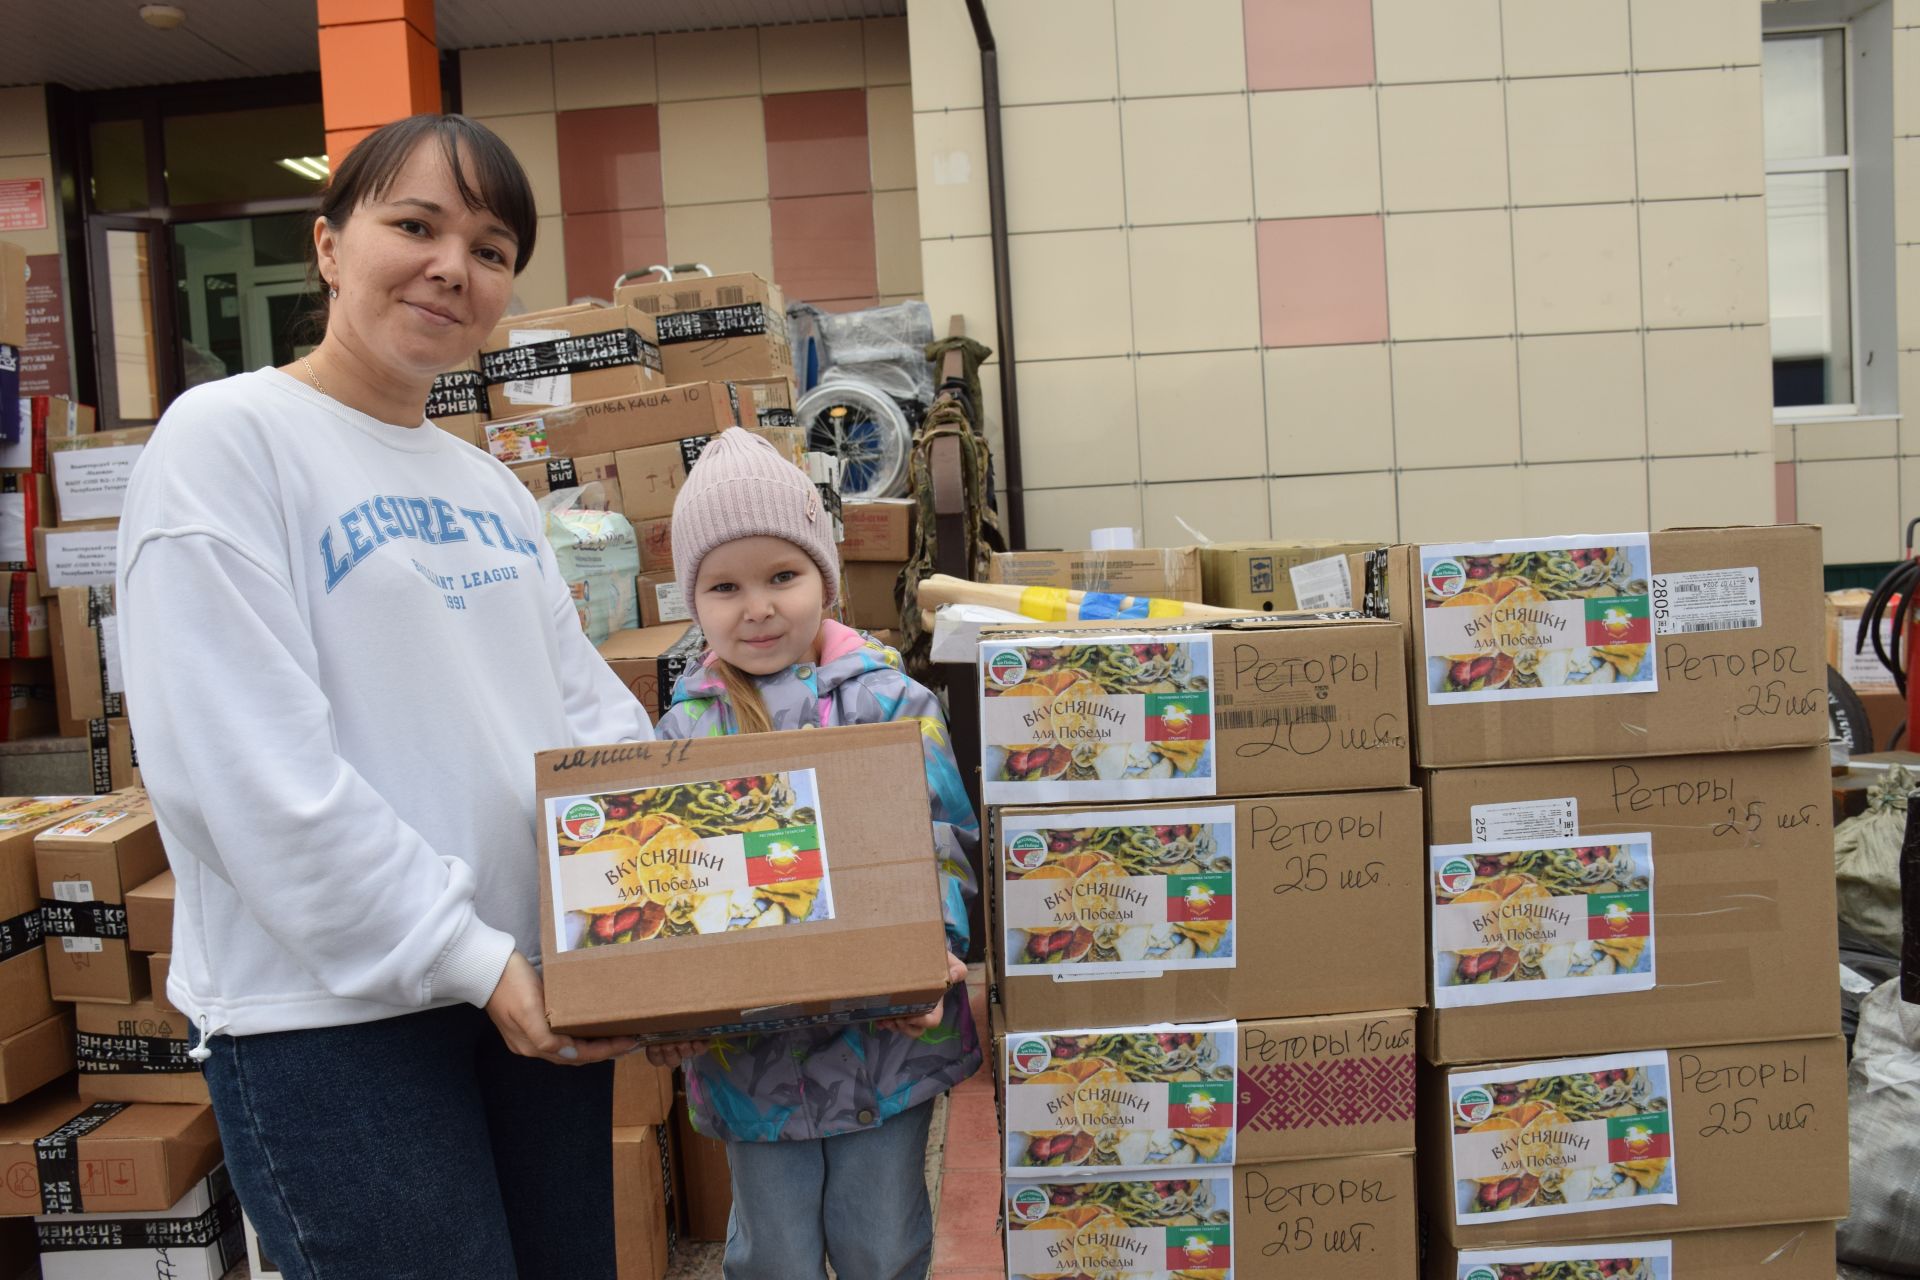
[{"left": 672, "top": 428, "right": 840, "bottom": 617}]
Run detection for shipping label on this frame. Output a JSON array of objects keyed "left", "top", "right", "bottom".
[
  {"left": 51, "top": 444, "right": 142, "bottom": 523},
  {"left": 501, "top": 328, "right": 571, "bottom": 408},
  {"left": 1006, "top": 1176, "right": 1233, "bottom": 1279},
  {"left": 1289, "top": 553, "right": 1354, "bottom": 611},
  {"left": 1431, "top": 836, "right": 1655, "bottom": 1008},
  {"left": 485, "top": 418, "right": 550, "bottom": 464},
  {"left": 1448, "top": 1050, "right": 1676, "bottom": 1225},
  {"left": 1003, "top": 1022, "right": 1238, "bottom": 1174},
  {"left": 1454, "top": 1241, "right": 1672, "bottom": 1280},
  {"left": 1651, "top": 567, "right": 1762, "bottom": 635},
  {"left": 980, "top": 635, "right": 1216, "bottom": 804},
  {"left": 1470, "top": 797, "right": 1579, "bottom": 844},
  {"left": 547, "top": 769, "right": 834, "bottom": 953},
  {"left": 1420, "top": 536, "right": 1656, "bottom": 704},
  {"left": 41, "top": 529, "right": 118, "bottom": 589},
  {"left": 1000, "top": 805, "right": 1235, "bottom": 978}
]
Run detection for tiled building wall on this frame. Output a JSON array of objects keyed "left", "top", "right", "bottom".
[
  {"left": 910, "top": 0, "right": 1790, "bottom": 553},
  {"left": 457, "top": 19, "right": 921, "bottom": 317}
]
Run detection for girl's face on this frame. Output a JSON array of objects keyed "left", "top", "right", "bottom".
[
  {"left": 314, "top": 139, "right": 519, "bottom": 380},
  {"left": 695, "top": 536, "right": 827, "bottom": 676}
]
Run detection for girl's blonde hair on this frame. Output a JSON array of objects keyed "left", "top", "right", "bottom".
[{"left": 712, "top": 656, "right": 774, "bottom": 735}]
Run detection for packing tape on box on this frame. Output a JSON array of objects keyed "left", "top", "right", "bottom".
[
  {"left": 37, "top": 1191, "right": 240, "bottom": 1252},
  {"left": 87, "top": 717, "right": 112, "bottom": 794},
  {"left": 33, "top": 1101, "right": 129, "bottom": 1214},
  {"left": 76, "top": 1030, "right": 198, "bottom": 1074},
  {"left": 0, "top": 903, "right": 44, "bottom": 961},
  {"left": 87, "top": 585, "right": 121, "bottom": 719},
  {"left": 38, "top": 898, "right": 128, "bottom": 940},
  {"left": 480, "top": 328, "right": 663, "bottom": 384},
  {"left": 656, "top": 1122, "right": 679, "bottom": 1254},
  {"left": 425, "top": 369, "right": 488, "bottom": 420},
  {"left": 655, "top": 303, "right": 775, "bottom": 345}
]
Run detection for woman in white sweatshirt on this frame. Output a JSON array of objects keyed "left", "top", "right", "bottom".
[{"left": 115, "top": 115, "right": 651, "bottom": 1279}]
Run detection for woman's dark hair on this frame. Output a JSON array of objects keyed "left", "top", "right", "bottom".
[{"left": 311, "top": 114, "right": 538, "bottom": 297}]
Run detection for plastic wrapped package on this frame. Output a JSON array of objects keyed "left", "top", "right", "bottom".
[
  {"left": 787, "top": 300, "right": 935, "bottom": 404},
  {"left": 1838, "top": 979, "right": 1920, "bottom": 1273},
  {"left": 1833, "top": 764, "right": 1913, "bottom": 959},
  {"left": 541, "top": 484, "right": 639, "bottom": 644}
]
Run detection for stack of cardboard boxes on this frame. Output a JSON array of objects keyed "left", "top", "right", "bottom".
[
  {"left": 979, "top": 609, "right": 1427, "bottom": 1277},
  {"left": 1387, "top": 527, "right": 1846, "bottom": 1277},
  {"left": 839, "top": 497, "right": 912, "bottom": 638}
]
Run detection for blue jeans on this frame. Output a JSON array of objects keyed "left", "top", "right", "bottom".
[
  {"left": 723, "top": 1099, "right": 935, "bottom": 1280},
  {"left": 201, "top": 1002, "right": 614, "bottom": 1280}
]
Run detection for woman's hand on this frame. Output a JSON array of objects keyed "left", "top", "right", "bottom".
[
  {"left": 877, "top": 951, "right": 969, "bottom": 1038},
  {"left": 486, "top": 951, "right": 639, "bottom": 1066},
  {"left": 644, "top": 1039, "right": 710, "bottom": 1069}
]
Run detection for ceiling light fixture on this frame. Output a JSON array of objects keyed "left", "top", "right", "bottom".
[
  {"left": 276, "top": 156, "right": 332, "bottom": 182},
  {"left": 138, "top": 5, "right": 187, "bottom": 29}
]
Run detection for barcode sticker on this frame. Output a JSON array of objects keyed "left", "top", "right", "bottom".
[
  {"left": 1652, "top": 567, "right": 1761, "bottom": 635},
  {"left": 62, "top": 936, "right": 102, "bottom": 953},
  {"left": 1470, "top": 798, "right": 1579, "bottom": 844},
  {"left": 1214, "top": 705, "right": 1336, "bottom": 731},
  {"left": 504, "top": 328, "right": 570, "bottom": 407},
  {"left": 1289, "top": 554, "right": 1354, "bottom": 611},
  {"left": 52, "top": 880, "right": 94, "bottom": 902},
  {"left": 654, "top": 581, "right": 690, "bottom": 623}
]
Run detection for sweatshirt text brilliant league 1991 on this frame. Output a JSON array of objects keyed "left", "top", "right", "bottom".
[{"left": 117, "top": 368, "right": 653, "bottom": 1041}]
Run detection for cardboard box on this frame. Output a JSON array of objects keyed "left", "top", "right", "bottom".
[
  {"left": 1424, "top": 1035, "right": 1848, "bottom": 1248},
  {"left": 482, "top": 383, "right": 738, "bottom": 466},
  {"left": 1202, "top": 541, "right": 1384, "bottom": 613},
  {"left": 614, "top": 273, "right": 793, "bottom": 385},
  {"left": 509, "top": 451, "right": 626, "bottom": 516},
  {"left": 613, "top": 1053, "right": 674, "bottom": 1128},
  {"left": 1237, "top": 1010, "right": 1416, "bottom": 1164},
  {"left": 534, "top": 721, "right": 951, "bottom": 1040},
  {"left": 613, "top": 422, "right": 801, "bottom": 524},
  {"left": 990, "top": 547, "right": 1204, "bottom": 605},
  {"left": 480, "top": 304, "right": 665, "bottom": 420},
  {"left": 36, "top": 791, "right": 166, "bottom": 1004},
  {"left": 0, "top": 1009, "right": 73, "bottom": 1104},
  {"left": 1389, "top": 526, "right": 1826, "bottom": 769},
  {"left": 0, "top": 472, "right": 50, "bottom": 574},
  {"left": 732, "top": 375, "right": 796, "bottom": 428},
  {"left": 0, "top": 242, "right": 23, "bottom": 350},
  {"left": 636, "top": 515, "right": 674, "bottom": 575},
  {"left": 671, "top": 1088, "right": 731, "bottom": 1241},
  {"left": 636, "top": 572, "right": 691, "bottom": 629},
  {"left": 74, "top": 998, "right": 207, "bottom": 1105},
  {"left": 1004, "top": 1154, "right": 1415, "bottom": 1280},
  {"left": 1424, "top": 1220, "right": 1839, "bottom": 1280},
  {"left": 0, "top": 1090, "right": 221, "bottom": 1216},
  {"left": 34, "top": 522, "right": 116, "bottom": 598},
  {"left": 3, "top": 396, "right": 97, "bottom": 477},
  {"left": 0, "top": 660, "right": 55, "bottom": 744},
  {"left": 1421, "top": 745, "right": 1838, "bottom": 1064},
  {"left": 49, "top": 429, "right": 151, "bottom": 527},
  {"left": 0, "top": 797, "right": 100, "bottom": 1039},
  {"left": 2, "top": 574, "right": 46, "bottom": 659},
  {"left": 35, "top": 1165, "right": 243, "bottom": 1279},
  {"left": 992, "top": 789, "right": 1425, "bottom": 1032},
  {"left": 1828, "top": 587, "right": 1897, "bottom": 692},
  {"left": 124, "top": 870, "right": 173, "bottom": 955},
  {"left": 148, "top": 955, "right": 175, "bottom": 1014},
  {"left": 426, "top": 359, "right": 487, "bottom": 449},
  {"left": 597, "top": 623, "right": 701, "bottom": 722},
  {"left": 49, "top": 585, "right": 118, "bottom": 731},
  {"left": 840, "top": 500, "right": 913, "bottom": 562},
  {"left": 979, "top": 617, "right": 1411, "bottom": 805},
  {"left": 90, "top": 718, "right": 139, "bottom": 796},
  {"left": 613, "top": 1125, "right": 673, "bottom": 1280},
  {"left": 841, "top": 560, "right": 902, "bottom": 630}
]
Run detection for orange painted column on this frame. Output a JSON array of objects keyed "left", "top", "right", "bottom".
[{"left": 316, "top": 0, "right": 440, "bottom": 172}]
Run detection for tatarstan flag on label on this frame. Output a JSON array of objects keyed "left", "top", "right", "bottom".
[
  {"left": 1165, "top": 1081, "right": 1234, "bottom": 1128},
  {"left": 1606, "top": 1111, "right": 1671, "bottom": 1163},
  {"left": 1143, "top": 692, "right": 1210, "bottom": 742},
  {"left": 1165, "top": 873, "right": 1231, "bottom": 922},
  {"left": 1587, "top": 891, "right": 1651, "bottom": 940},
  {"left": 1163, "top": 1225, "right": 1231, "bottom": 1270},
  {"left": 1584, "top": 595, "right": 1652, "bottom": 646},
  {"left": 743, "top": 825, "right": 824, "bottom": 885}
]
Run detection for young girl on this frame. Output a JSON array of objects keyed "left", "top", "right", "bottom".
[{"left": 646, "top": 428, "right": 980, "bottom": 1280}]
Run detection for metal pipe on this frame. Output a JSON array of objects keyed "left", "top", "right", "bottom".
[{"left": 963, "top": 0, "right": 1025, "bottom": 550}]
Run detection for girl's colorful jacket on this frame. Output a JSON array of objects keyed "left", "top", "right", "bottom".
[{"left": 654, "top": 620, "right": 982, "bottom": 1143}]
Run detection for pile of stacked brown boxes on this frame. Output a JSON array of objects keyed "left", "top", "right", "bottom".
[
  {"left": 980, "top": 610, "right": 1427, "bottom": 1277},
  {"left": 839, "top": 498, "right": 912, "bottom": 638},
  {"left": 0, "top": 790, "right": 238, "bottom": 1276},
  {"left": 1387, "top": 526, "right": 1846, "bottom": 1278}
]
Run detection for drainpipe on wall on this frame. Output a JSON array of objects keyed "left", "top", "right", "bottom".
[{"left": 962, "top": 0, "right": 1025, "bottom": 550}]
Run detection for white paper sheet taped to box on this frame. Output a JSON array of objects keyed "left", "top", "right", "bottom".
[
  {"left": 42, "top": 528, "right": 118, "bottom": 589},
  {"left": 99, "top": 615, "right": 124, "bottom": 695},
  {"left": 1841, "top": 616, "right": 1898, "bottom": 690},
  {"left": 0, "top": 491, "right": 25, "bottom": 564},
  {"left": 1289, "top": 553, "right": 1354, "bottom": 611},
  {"left": 504, "top": 327, "right": 570, "bottom": 408},
  {"left": 52, "top": 445, "right": 144, "bottom": 523}
]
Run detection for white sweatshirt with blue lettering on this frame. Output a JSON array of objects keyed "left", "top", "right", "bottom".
[{"left": 117, "top": 368, "right": 654, "bottom": 1040}]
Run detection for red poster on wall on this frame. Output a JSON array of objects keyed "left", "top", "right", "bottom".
[
  {"left": 0, "top": 180, "right": 47, "bottom": 233},
  {"left": 22, "top": 255, "right": 69, "bottom": 397}
]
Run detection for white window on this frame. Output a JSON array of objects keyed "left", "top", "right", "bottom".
[{"left": 1763, "top": 28, "right": 1855, "bottom": 414}]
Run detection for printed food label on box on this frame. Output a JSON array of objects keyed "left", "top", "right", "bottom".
[
  {"left": 1470, "top": 797, "right": 1579, "bottom": 844},
  {"left": 1455, "top": 1240, "right": 1672, "bottom": 1280},
  {"left": 0, "top": 796, "right": 90, "bottom": 832},
  {"left": 1003, "top": 1022, "right": 1237, "bottom": 1174},
  {"left": 1006, "top": 1176, "right": 1232, "bottom": 1279},
  {"left": 44, "top": 804, "right": 133, "bottom": 839},
  {"left": 1420, "top": 536, "right": 1656, "bottom": 705},
  {"left": 1448, "top": 1050, "right": 1676, "bottom": 1225},
  {"left": 980, "top": 635, "right": 1215, "bottom": 804},
  {"left": 547, "top": 769, "right": 834, "bottom": 953},
  {"left": 1000, "top": 805, "right": 1235, "bottom": 978},
  {"left": 1651, "top": 567, "right": 1761, "bottom": 636},
  {"left": 486, "top": 418, "right": 550, "bottom": 463},
  {"left": 1431, "top": 837, "right": 1654, "bottom": 1008}
]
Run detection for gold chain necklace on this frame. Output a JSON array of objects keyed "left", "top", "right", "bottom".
[{"left": 300, "top": 355, "right": 329, "bottom": 400}]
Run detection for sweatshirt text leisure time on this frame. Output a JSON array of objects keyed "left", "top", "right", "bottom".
[{"left": 116, "top": 368, "right": 654, "bottom": 1044}]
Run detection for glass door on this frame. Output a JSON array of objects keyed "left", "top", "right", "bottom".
[{"left": 87, "top": 216, "right": 174, "bottom": 427}]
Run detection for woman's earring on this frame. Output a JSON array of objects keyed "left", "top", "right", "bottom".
[{"left": 328, "top": 285, "right": 338, "bottom": 300}]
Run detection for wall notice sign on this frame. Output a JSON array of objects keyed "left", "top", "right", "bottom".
[
  {"left": 23, "top": 254, "right": 70, "bottom": 397},
  {"left": 0, "top": 180, "right": 46, "bottom": 233}
]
